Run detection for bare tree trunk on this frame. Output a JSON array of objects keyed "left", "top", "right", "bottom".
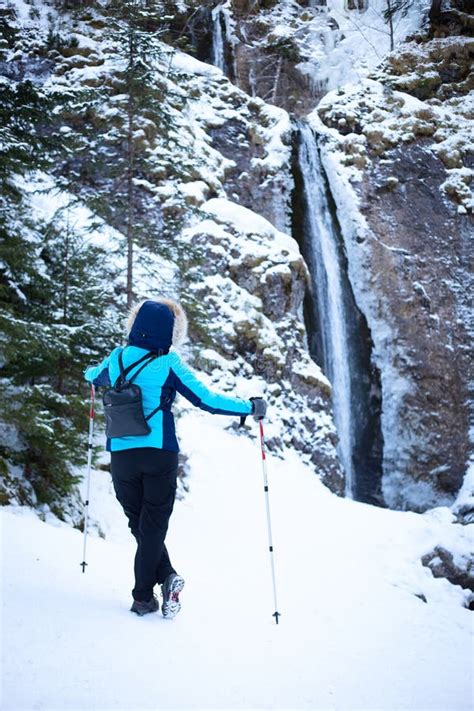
[
  {"left": 63, "top": 212, "right": 70, "bottom": 323},
  {"left": 429, "top": 0, "right": 443, "bottom": 20},
  {"left": 57, "top": 212, "right": 71, "bottom": 394},
  {"left": 126, "top": 30, "right": 136, "bottom": 309},
  {"left": 271, "top": 55, "right": 282, "bottom": 105},
  {"left": 386, "top": 0, "right": 395, "bottom": 51}
]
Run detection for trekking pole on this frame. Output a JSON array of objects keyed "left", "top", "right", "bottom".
[
  {"left": 258, "top": 418, "right": 281, "bottom": 624},
  {"left": 80, "top": 384, "right": 95, "bottom": 573}
]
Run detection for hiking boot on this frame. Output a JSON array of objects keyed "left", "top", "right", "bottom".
[
  {"left": 130, "top": 594, "right": 159, "bottom": 616},
  {"left": 161, "top": 574, "right": 185, "bottom": 619}
]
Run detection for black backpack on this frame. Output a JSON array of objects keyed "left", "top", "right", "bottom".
[{"left": 102, "top": 350, "right": 164, "bottom": 438}]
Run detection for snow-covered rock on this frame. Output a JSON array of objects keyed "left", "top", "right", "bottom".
[
  {"left": 0, "top": 0, "right": 343, "bottom": 508},
  {"left": 313, "top": 16, "right": 472, "bottom": 511}
]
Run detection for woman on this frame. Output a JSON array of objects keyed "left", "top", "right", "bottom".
[{"left": 84, "top": 298, "right": 266, "bottom": 618}]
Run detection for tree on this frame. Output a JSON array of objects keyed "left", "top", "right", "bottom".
[
  {"left": 119, "top": 0, "right": 164, "bottom": 307},
  {"left": 0, "top": 0, "right": 193, "bottom": 510},
  {"left": 55, "top": 0, "right": 184, "bottom": 307},
  {"left": 383, "top": 1, "right": 415, "bottom": 51},
  {"left": 0, "top": 33, "right": 122, "bottom": 507},
  {"left": 0, "top": 195, "right": 122, "bottom": 508}
]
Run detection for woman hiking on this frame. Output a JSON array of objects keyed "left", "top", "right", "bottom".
[{"left": 84, "top": 298, "right": 267, "bottom": 618}]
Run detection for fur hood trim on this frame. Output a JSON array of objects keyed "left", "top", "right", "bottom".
[{"left": 126, "top": 298, "right": 188, "bottom": 348}]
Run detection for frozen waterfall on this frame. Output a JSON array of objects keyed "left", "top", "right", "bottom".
[
  {"left": 211, "top": 4, "right": 235, "bottom": 79},
  {"left": 297, "top": 123, "right": 355, "bottom": 496},
  {"left": 293, "top": 122, "right": 384, "bottom": 503},
  {"left": 211, "top": 5, "right": 225, "bottom": 72}
]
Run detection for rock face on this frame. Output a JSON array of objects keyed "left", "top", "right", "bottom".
[
  {"left": 2, "top": 0, "right": 471, "bottom": 513},
  {"left": 360, "top": 143, "right": 470, "bottom": 506},
  {"left": 209, "top": 105, "right": 293, "bottom": 232},
  {"left": 179, "top": 199, "right": 345, "bottom": 495},
  {"left": 224, "top": 1, "right": 330, "bottom": 115},
  {"left": 315, "top": 26, "right": 472, "bottom": 510},
  {"left": 179, "top": 0, "right": 472, "bottom": 510},
  {"left": 183, "top": 0, "right": 335, "bottom": 113}
]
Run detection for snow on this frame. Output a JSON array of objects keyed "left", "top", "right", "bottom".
[
  {"left": 3, "top": 13, "right": 471, "bottom": 706},
  {"left": 291, "top": 358, "right": 331, "bottom": 390},
  {"left": 322, "top": 0, "right": 430, "bottom": 88},
  {"left": 453, "top": 457, "right": 474, "bottom": 520},
  {"left": 203, "top": 198, "right": 297, "bottom": 255},
  {"left": 178, "top": 181, "right": 210, "bottom": 205},
  {"left": 170, "top": 50, "right": 223, "bottom": 79},
  {"left": 256, "top": 0, "right": 429, "bottom": 98},
  {"left": 1, "top": 412, "right": 472, "bottom": 710},
  {"left": 251, "top": 104, "right": 292, "bottom": 172},
  {"left": 13, "top": 172, "right": 123, "bottom": 253},
  {"left": 70, "top": 33, "right": 98, "bottom": 51},
  {"left": 10, "top": 0, "right": 51, "bottom": 30}
]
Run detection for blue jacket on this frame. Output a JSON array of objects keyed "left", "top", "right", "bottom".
[{"left": 84, "top": 346, "right": 253, "bottom": 453}]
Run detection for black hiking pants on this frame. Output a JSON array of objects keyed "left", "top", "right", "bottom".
[{"left": 110, "top": 447, "right": 179, "bottom": 602}]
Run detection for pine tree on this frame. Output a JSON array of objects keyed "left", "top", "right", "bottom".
[
  {"left": 57, "top": 0, "right": 184, "bottom": 308},
  {"left": 0, "top": 0, "right": 193, "bottom": 511},
  {"left": 0, "top": 196, "right": 122, "bottom": 508},
  {"left": 0, "top": 29, "right": 122, "bottom": 508},
  {"left": 119, "top": 0, "right": 164, "bottom": 307}
]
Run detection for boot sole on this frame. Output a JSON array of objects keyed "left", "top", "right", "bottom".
[
  {"left": 162, "top": 576, "right": 185, "bottom": 619},
  {"left": 130, "top": 601, "right": 159, "bottom": 616}
]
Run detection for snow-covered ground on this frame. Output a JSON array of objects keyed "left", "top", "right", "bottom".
[{"left": 1, "top": 412, "right": 472, "bottom": 711}]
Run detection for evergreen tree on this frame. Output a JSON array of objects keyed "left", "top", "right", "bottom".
[
  {"left": 0, "top": 0, "right": 193, "bottom": 511},
  {"left": 0, "top": 23, "right": 122, "bottom": 508},
  {"left": 118, "top": 0, "right": 166, "bottom": 307},
  {"left": 58, "top": 0, "right": 185, "bottom": 307},
  {"left": 0, "top": 196, "right": 122, "bottom": 508}
]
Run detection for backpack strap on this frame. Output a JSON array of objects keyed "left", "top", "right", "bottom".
[
  {"left": 144, "top": 390, "right": 174, "bottom": 423},
  {"left": 115, "top": 350, "right": 156, "bottom": 388},
  {"left": 145, "top": 403, "right": 162, "bottom": 422}
]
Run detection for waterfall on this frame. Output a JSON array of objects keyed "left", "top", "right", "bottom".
[
  {"left": 293, "top": 122, "right": 383, "bottom": 503},
  {"left": 211, "top": 4, "right": 236, "bottom": 80},
  {"left": 204, "top": 6, "right": 383, "bottom": 503},
  {"left": 211, "top": 5, "right": 226, "bottom": 72},
  {"left": 297, "top": 123, "right": 355, "bottom": 496}
]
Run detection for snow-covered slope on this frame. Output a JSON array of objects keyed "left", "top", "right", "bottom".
[
  {"left": 2, "top": 412, "right": 472, "bottom": 710},
  {"left": 0, "top": 0, "right": 345, "bottom": 510}
]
